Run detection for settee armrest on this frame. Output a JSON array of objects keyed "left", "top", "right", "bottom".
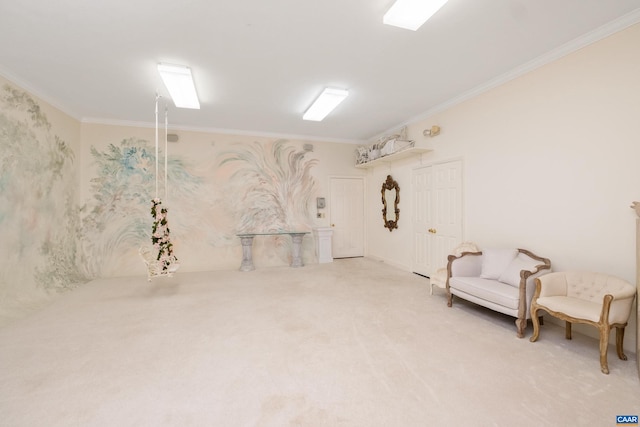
[
  {"left": 446, "top": 251, "right": 482, "bottom": 279},
  {"left": 517, "top": 250, "right": 551, "bottom": 287}
]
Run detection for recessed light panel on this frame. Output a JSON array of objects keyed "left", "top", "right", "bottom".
[
  {"left": 303, "top": 88, "right": 349, "bottom": 121},
  {"left": 383, "top": 0, "right": 448, "bottom": 31},
  {"left": 157, "top": 63, "right": 200, "bottom": 109}
]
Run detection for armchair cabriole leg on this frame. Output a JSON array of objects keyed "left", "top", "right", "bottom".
[
  {"left": 599, "top": 326, "right": 610, "bottom": 375},
  {"left": 598, "top": 294, "right": 614, "bottom": 375},
  {"left": 616, "top": 327, "right": 627, "bottom": 361},
  {"left": 530, "top": 305, "right": 541, "bottom": 342},
  {"left": 529, "top": 279, "right": 543, "bottom": 343}
]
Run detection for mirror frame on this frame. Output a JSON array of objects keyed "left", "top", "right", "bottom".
[{"left": 381, "top": 175, "right": 400, "bottom": 231}]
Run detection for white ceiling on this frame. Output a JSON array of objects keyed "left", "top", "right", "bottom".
[{"left": 1, "top": 0, "right": 639, "bottom": 143}]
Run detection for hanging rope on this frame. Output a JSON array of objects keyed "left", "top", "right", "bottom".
[
  {"left": 155, "top": 93, "right": 160, "bottom": 199},
  {"left": 164, "top": 105, "right": 169, "bottom": 201}
]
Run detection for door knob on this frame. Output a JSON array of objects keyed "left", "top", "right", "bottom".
[
  {"left": 331, "top": 224, "right": 335, "bottom": 227},
  {"left": 428, "top": 228, "right": 437, "bottom": 234}
]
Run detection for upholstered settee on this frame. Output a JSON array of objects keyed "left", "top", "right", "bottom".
[
  {"left": 446, "top": 248, "right": 551, "bottom": 338},
  {"left": 529, "top": 271, "right": 636, "bottom": 374}
]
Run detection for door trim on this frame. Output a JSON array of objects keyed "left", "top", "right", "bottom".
[{"left": 411, "top": 157, "right": 465, "bottom": 275}]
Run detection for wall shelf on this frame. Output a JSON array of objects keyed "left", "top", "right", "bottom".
[{"left": 355, "top": 147, "right": 433, "bottom": 169}]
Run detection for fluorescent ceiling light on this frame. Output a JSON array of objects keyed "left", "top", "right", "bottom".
[
  {"left": 303, "top": 88, "right": 349, "bottom": 121},
  {"left": 157, "top": 63, "right": 200, "bottom": 109},
  {"left": 383, "top": 0, "right": 448, "bottom": 31}
]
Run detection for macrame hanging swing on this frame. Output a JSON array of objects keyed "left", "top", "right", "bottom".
[{"left": 139, "top": 95, "right": 180, "bottom": 280}]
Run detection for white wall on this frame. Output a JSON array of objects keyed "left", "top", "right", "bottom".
[
  {"left": 365, "top": 23, "right": 640, "bottom": 351},
  {"left": 364, "top": 160, "right": 416, "bottom": 271}
]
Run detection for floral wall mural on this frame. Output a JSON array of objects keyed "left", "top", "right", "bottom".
[
  {"left": 76, "top": 135, "right": 320, "bottom": 276},
  {"left": 77, "top": 137, "right": 202, "bottom": 278},
  {"left": 0, "top": 83, "right": 82, "bottom": 323}
]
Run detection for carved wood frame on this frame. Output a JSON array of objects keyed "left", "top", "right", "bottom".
[
  {"left": 530, "top": 278, "right": 629, "bottom": 374},
  {"left": 381, "top": 175, "right": 400, "bottom": 232}
]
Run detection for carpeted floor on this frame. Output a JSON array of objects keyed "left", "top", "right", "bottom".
[{"left": 0, "top": 258, "right": 638, "bottom": 426}]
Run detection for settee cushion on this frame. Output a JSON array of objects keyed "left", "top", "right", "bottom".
[
  {"left": 449, "top": 277, "right": 519, "bottom": 310},
  {"left": 480, "top": 248, "right": 517, "bottom": 280},
  {"left": 498, "top": 253, "right": 543, "bottom": 287}
]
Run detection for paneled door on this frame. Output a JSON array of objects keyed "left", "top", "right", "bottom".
[
  {"left": 412, "top": 167, "right": 434, "bottom": 276},
  {"left": 329, "top": 177, "right": 364, "bottom": 258},
  {"left": 412, "top": 160, "right": 463, "bottom": 277}
]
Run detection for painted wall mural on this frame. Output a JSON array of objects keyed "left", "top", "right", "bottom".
[
  {"left": 218, "top": 140, "right": 318, "bottom": 264},
  {"left": 0, "top": 84, "right": 82, "bottom": 323},
  {"left": 220, "top": 140, "right": 317, "bottom": 233},
  {"left": 77, "top": 137, "right": 318, "bottom": 275}
]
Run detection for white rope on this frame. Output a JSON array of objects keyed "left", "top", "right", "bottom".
[
  {"left": 164, "top": 105, "right": 168, "bottom": 201},
  {"left": 154, "top": 94, "right": 159, "bottom": 199}
]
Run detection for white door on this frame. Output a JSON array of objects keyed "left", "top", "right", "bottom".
[
  {"left": 412, "top": 160, "right": 463, "bottom": 276},
  {"left": 330, "top": 177, "right": 364, "bottom": 258}
]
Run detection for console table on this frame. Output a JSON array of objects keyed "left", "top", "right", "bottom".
[{"left": 236, "top": 232, "right": 310, "bottom": 272}]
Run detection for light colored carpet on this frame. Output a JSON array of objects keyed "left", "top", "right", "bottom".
[{"left": 0, "top": 258, "right": 638, "bottom": 427}]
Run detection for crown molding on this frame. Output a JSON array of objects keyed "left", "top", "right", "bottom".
[
  {"left": 0, "top": 65, "right": 82, "bottom": 121},
  {"left": 81, "top": 117, "right": 366, "bottom": 145},
  {"left": 374, "top": 8, "right": 640, "bottom": 142}
]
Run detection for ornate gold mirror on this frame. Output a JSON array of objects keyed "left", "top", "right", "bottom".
[{"left": 381, "top": 175, "right": 400, "bottom": 231}]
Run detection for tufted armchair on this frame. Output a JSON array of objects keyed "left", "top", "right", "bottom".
[{"left": 530, "top": 271, "right": 636, "bottom": 374}]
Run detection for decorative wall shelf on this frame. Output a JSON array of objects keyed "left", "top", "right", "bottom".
[{"left": 355, "top": 147, "right": 433, "bottom": 169}]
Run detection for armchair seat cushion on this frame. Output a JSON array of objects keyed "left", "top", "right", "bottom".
[
  {"left": 536, "top": 296, "right": 601, "bottom": 323},
  {"left": 449, "top": 277, "right": 519, "bottom": 311}
]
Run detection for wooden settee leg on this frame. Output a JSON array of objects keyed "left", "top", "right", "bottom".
[
  {"left": 565, "top": 321, "right": 572, "bottom": 340},
  {"left": 515, "top": 318, "right": 525, "bottom": 338}
]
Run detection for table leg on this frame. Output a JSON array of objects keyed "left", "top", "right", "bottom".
[
  {"left": 239, "top": 236, "right": 255, "bottom": 272},
  {"left": 290, "top": 233, "right": 305, "bottom": 268}
]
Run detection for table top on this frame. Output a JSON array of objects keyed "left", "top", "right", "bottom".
[{"left": 237, "top": 231, "right": 310, "bottom": 237}]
